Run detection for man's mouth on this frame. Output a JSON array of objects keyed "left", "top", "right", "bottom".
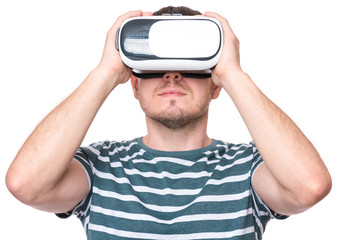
[{"left": 158, "top": 89, "right": 186, "bottom": 97}]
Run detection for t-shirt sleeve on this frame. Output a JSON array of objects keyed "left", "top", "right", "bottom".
[
  {"left": 249, "top": 142, "right": 289, "bottom": 222},
  {"left": 55, "top": 147, "right": 93, "bottom": 219}
]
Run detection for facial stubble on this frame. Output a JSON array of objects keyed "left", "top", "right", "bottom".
[{"left": 139, "top": 87, "right": 213, "bottom": 131}]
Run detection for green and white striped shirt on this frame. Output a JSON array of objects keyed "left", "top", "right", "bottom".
[{"left": 70, "top": 137, "right": 286, "bottom": 239}]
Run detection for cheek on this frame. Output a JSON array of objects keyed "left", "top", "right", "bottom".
[
  {"left": 138, "top": 88, "right": 155, "bottom": 104},
  {"left": 137, "top": 83, "right": 157, "bottom": 110},
  {"left": 188, "top": 80, "right": 214, "bottom": 99},
  {"left": 138, "top": 79, "right": 159, "bottom": 97}
]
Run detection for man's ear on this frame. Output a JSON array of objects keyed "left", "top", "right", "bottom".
[
  {"left": 131, "top": 75, "right": 139, "bottom": 99},
  {"left": 212, "top": 85, "right": 222, "bottom": 99}
]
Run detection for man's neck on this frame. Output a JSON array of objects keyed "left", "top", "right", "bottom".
[{"left": 143, "top": 113, "right": 212, "bottom": 152}]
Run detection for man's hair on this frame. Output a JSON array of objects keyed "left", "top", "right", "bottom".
[{"left": 153, "top": 6, "right": 202, "bottom": 16}]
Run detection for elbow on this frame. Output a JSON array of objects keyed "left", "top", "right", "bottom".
[
  {"left": 6, "top": 167, "right": 39, "bottom": 206},
  {"left": 314, "top": 173, "right": 332, "bottom": 202},
  {"left": 298, "top": 172, "right": 332, "bottom": 209}
]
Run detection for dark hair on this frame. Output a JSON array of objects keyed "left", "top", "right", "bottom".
[{"left": 153, "top": 6, "right": 202, "bottom": 16}]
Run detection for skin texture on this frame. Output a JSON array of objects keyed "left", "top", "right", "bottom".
[{"left": 6, "top": 9, "right": 331, "bottom": 219}]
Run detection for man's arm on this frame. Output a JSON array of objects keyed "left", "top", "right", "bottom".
[
  {"left": 5, "top": 10, "right": 146, "bottom": 214},
  {"left": 205, "top": 11, "right": 332, "bottom": 215}
]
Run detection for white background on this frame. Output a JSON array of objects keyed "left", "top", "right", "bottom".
[{"left": 1, "top": 0, "right": 337, "bottom": 239}]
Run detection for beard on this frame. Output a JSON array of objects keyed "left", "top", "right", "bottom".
[
  {"left": 145, "top": 99, "right": 209, "bottom": 130},
  {"left": 139, "top": 82, "right": 213, "bottom": 130}
]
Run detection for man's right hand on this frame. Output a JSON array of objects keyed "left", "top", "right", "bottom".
[{"left": 96, "top": 10, "right": 152, "bottom": 89}]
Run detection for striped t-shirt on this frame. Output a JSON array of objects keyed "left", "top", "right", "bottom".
[{"left": 69, "top": 137, "right": 286, "bottom": 239}]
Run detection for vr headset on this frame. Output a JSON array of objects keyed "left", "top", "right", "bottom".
[{"left": 116, "top": 15, "right": 223, "bottom": 78}]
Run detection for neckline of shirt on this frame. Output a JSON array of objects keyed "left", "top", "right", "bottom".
[{"left": 136, "top": 137, "right": 220, "bottom": 157}]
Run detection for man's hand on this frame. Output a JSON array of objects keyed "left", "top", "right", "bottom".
[
  {"left": 204, "top": 11, "right": 243, "bottom": 89},
  {"left": 96, "top": 10, "right": 152, "bottom": 89}
]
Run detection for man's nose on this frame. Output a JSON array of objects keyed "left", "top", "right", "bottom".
[{"left": 163, "top": 72, "right": 183, "bottom": 81}]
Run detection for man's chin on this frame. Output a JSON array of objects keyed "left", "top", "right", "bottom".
[{"left": 147, "top": 108, "right": 207, "bottom": 130}]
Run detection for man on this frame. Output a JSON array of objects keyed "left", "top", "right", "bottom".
[{"left": 6, "top": 6, "right": 332, "bottom": 240}]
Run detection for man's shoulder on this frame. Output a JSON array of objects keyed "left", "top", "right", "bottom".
[
  {"left": 85, "top": 137, "right": 140, "bottom": 150},
  {"left": 78, "top": 137, "right": 142, "bottom": 159},
  {"left": 211, "top": 139, "right": 255, "bottom": 153}
]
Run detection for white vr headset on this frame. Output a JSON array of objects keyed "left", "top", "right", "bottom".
[{"left": 116, "top": 15, "right": 223, "bottom": 78}]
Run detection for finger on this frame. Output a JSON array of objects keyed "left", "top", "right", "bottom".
[
  {"left": 204, "top": 11, "right": 227, "bottom": 21},
  {"left": 116, "top": 10, "right": 143, "bottom": 25},
  {"left": 142, "top": 12, "right": 153, "bottom": 16},
  {"left": 106, "top": 10, "right": 143, "bottom": 48},
  {"left": 204, "top": 11, "right": 237, "bottom": 41},
  {"left": 108, "top": 10, "right": 143, "bottom": 33}
]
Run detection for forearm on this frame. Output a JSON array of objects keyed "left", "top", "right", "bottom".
[
  {"left": 206, "top": 10, "right": 330, "bottom": 214},
  {"left": 222, "top": 71, "right": 331, "bottom": 203},
  {"left": 6, "top": 67, "right": 121, "bottom": 202}
]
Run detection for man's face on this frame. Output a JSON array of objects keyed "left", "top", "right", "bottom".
[{"left": 132, "top": 72, "right": 221, "bottom": 130}]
